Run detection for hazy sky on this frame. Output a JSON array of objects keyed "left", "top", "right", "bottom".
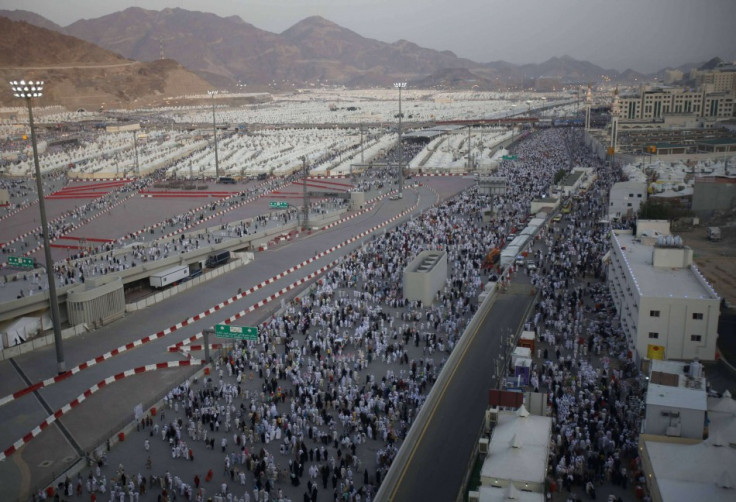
[{"left": 4, "top": 0, "right": 735, "bottom": 72}]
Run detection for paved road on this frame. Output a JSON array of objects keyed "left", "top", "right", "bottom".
[
  {"left": 0, "top": 180, "right": 473, "bottom": 499},
  {"left": 387, "top": 281, "right": 535, "bottom": 501}
]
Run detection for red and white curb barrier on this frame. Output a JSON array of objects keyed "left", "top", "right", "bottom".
[
  {"left": 8, "top": 193, "right": 138, "bottom": 263},
  {"left": 0, "top": 359, "right": 201, "bottom": 462},
  {"left": 122, "top": 179, "right": 280, "bottom": 244},
  {"left": 0, "top": 190, "right": 422, "bottom": 461},
  {"left": 170, "top": 198, "right": 419, "bottom": 351},
  {"left": 67, "top": 177, "right": 135, "bottom": 182},
  {"left": 0, "top": 190, "right": 138, "bottom": 267},
  {"left": 0, "top": 192, "right": 420, "bottom": 408},
  {"left": 257, "top": 188, "right": 401, "bottom": 251},
  {"left": 1, "top": 181, "right": 137, "bottom": 254},
  {"left": 0, "top": 200, "right": 38, "bottom": 226}
]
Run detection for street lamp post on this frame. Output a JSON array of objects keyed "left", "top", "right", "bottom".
[
  {"left": 10, "top": 80, "right": 65, "bottom": 373},
  {"left": 208, "top": 90, "right": 220, "bottom": 179},
  {"left": 394, "top": 82, "right": 406, "bottom": 196}
]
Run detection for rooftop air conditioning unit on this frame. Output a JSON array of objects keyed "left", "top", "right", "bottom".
[
  {"left": 479, "top": 437, "right": 489, "bottom": 456},
  {"left": 485, "top": 407, "right": 499, "bottom": 432}
]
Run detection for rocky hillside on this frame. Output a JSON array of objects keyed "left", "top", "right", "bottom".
[{"left": 0, "top": 17, "right": 213, "bottom": 109}]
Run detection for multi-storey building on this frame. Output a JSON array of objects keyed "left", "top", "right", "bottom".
[
  {"left": 607, "top": 221, "right": 721, "bottom": 363},
  {"left": 617, "top": 68, "right": 735, "bottom": 121},
  {"left": 693, "top": 62, "right": 736, "bottom": 93},
  {"left": 619, "top": 88, "right": 710, "bottom": 120}
]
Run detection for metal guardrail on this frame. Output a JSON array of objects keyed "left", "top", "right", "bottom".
[
  {"left": 377, "top": 204, "right": 551, "bottom": 499},
  {"left": 375, "top": 272, "right": 503, "bottom": 500}
]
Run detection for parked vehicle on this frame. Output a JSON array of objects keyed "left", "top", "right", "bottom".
[
  {"left": 149, "top": 265, "right": 189, "bottom": 288},
  {"left": 561, "top": 199, "right": 572, "bottom": 214},
  {"left": 482, "top": 248, "right": 501, "bottom": 269},
  {"left": 707, "top": 227, "right": 721, "bottom": 241},
  {"left": 206, "top": 250, "right": 231, "bottom": 268},
  {"left": 217, "top": 176, "right": 236, "bottom": 184}
]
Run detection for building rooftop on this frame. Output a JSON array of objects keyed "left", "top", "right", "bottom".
[
  {"left": 646, "top": 382, "right": 707, "bottom": 410},
  {"left": 613, "top": 232, "right": 718, "bottom": 300},
  {"left": 645, "top": 393, "right": 736, "bottom": 502},
  {"left": 559, "top": 171, "right": 584, "bottom": 187},
  {"left": 697, "top": 138, "right": 736, "bottom": 146},
  {"left": 646, "top": 359, "right": 707, "bottom": 410},
  {"left": 407, "top": 251, "right": 445, "bottom": 273},
  {"left": 480, "top": 407, "right": 551, "bottom": 487}
]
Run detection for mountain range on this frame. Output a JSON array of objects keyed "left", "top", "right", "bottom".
[{"left": 0, "top": 7, "right": 721, "bottom": 108}]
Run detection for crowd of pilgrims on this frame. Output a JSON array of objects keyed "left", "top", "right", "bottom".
[
  {"left": 2, "top": 166, "right": 352, "bottom": 290},
  {"left": 520, "top": 132, "right": 647, "bottom": 501},
  {"left": 39, "top": 128, "right": 648, "bottom": 502}
]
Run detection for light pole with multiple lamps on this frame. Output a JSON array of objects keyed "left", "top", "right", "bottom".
[
  {"left": 9, "top": 80, "right": 66, "bottom": 373},
  {"left": 208, "top": 90, "right": 220, "bottom": 179},
  {"left": 394, "top": 82, "right": 406, "bottom": 196}
]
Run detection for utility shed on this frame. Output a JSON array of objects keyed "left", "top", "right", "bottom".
[
  {"left": 66, "top": 276, "right": 125, "bottom": 327},
  {"left": 403, "top": 250, "right": 447, "bottom": 306}
]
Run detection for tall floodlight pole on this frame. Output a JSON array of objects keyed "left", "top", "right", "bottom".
[
  {"left": 360, "top": 124, "right": 365, "bottom": 164},
  {"left": 607, "top": 88, "right": 621, "bottom": 178},
  {"left": 302, "top": 157, "right": 309, "bottom": 231},
  {"left": 585, "top": 83, "right": 592, "bottom": 131},
  {"left": 10, "top": 80, "right": 65, "bottom": 373},
  {"left": 394, "top": 82, "right": 406, "bottom": 196},
  {"left": 132, "top": 130, "right": 140, "bottom": 176},
  {"left": 467, "top": 125, "right": 472, "bottom": 170},
  {"left": 208, "top": 90, "right": 220, "bottom": 179}
]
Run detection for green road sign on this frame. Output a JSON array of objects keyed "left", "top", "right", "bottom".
[
  {"left": 269, "top": 201, "right": 289, "bottom": 209},
  {"left": 8, "top": 256, "right": 34, "bottom": 268},
  {"left": 215, "top": 323, "right": 258, "bottom": 340},
  {"left": 502, "top": 155, "right": 518, "bottom": 160}
]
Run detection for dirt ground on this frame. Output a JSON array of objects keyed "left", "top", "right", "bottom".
[{"left": 680, "top": 224, "right": 736, "bottom": 307}]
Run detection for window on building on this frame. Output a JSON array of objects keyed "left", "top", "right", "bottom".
[
  {"left": 627, "top": 203, "right": 632, "bottom": 207},
  {"left": 691, "top": 335, "right": 702, "bottom": 342},
  {"left": 692, "top": 313, "right": 704, "bottom": 320},
  {"left": 637, "top": 194, "right": 642, "bottom": 198},
  {"left": 649, "top": 332, "right": 659, "bottom": 339},
  {"left": 650, "top": 310, "right": 660, "bottom": 317}
]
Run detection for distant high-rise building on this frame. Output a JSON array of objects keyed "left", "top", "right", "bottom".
[
  {"left": 663, "top": 69, "right": 684, "bottom": 85},
  {"left": 693, "top": 62, "right": 736, "bottom": 93},
  {"left": 617, "top": 64, "right": 736, "bottom": 121}
]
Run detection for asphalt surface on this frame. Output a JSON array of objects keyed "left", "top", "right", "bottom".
[
  {"left": 388, "top": 283, "right": 535, "bottom": 502},
  {"left": 0, "top": 178, "right": 474, "bottom": 500}
]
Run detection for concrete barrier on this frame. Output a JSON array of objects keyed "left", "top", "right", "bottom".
[
  {"left": 0, "top": 323, "right": 88, "bottom": 362},
  {"left": 375, "top": 276, "right": 502, "bottom": 500},
  {"left": 125, "top": 253, "right": 254, "bottom": 312}
]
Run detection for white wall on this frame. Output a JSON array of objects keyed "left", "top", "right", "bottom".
[
  {"left": 636, "top": 297, "right": 720, "bottom": 361},
  {"left": 644, "top": 404, "right": 704, "bottom": 439},
  {"left": 609, "top": 182, "right": 647, "bottom": 220}
]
